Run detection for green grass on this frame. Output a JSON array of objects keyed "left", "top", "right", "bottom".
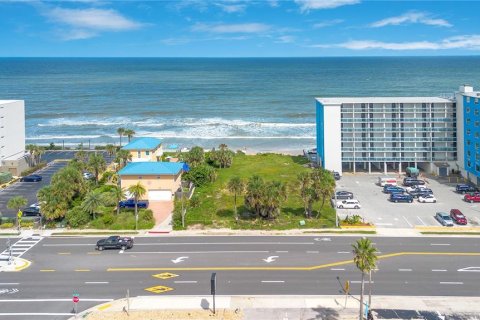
[
  {"left": 302, "top": 230, "right": 377, "bottom": 234},
  {"left": 175, "top": 153, "right": 336, "bottom": 230},
  {"left": 51, "top": 231, "right": 139, "bottom": 236}
]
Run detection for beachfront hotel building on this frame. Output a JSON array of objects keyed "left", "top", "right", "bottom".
[
  {"left": 0, "top": 100, "right": 28, "bottom": 176},
  {"left": 455, "top": 85, "right": 480, "bottom": 185},
  {"left": 315, "top": 96, "right": 457, "bottom": 175}
]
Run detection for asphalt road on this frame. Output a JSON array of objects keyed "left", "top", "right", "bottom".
[
  {"left": 1, "top": 235, "right": 480, "bottom": 319},
  {"left": 0, "top": 151, "right": 112, "bottom": 218}
]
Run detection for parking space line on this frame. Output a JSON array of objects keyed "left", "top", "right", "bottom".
[
  {"left": 402, "top": 216, "right": 413, "bottom": 227},
  {"left": 417, "top": 216, "right": 427, "bottom": 225}
]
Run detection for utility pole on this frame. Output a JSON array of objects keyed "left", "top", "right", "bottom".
[{"left": 334, "top": 186, "right": 338, "bottom": 228}]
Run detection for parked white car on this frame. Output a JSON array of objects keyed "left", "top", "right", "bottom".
[
  {"left": 406, "top": 185, "right": 428, "bottom": 193},
  {"left": 418, "top": 194, "right": 437, "bottom": 203},
  {"left": 336, "top": 199, "right": 361, "bottom": 209}
]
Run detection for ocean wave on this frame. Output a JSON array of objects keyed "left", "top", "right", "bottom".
[{"left": 27, "top": 134, "right": 315, "bottom": 140}]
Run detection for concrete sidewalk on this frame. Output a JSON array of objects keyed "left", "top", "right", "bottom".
[{"left": 73, "top": 295, "right": 480, "bottom": 320}]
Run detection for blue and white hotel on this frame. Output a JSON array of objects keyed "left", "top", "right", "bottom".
[{"left": 456, "top": 85, "right": 480, "bottom": 184}]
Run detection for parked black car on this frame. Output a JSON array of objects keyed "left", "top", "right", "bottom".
[
  {"left": 455, "top": 184, "right": 478, "bottom": 194},
  {"left": 96, "top": 236, "right": 134, "bottom": 251},
  {"left": 22, "top": 207, "right": 41, "bottom": 217},
  {"left": 333, "top": 171, "right": 341, "bottom": 180},
  {"left": 383, "top": 186, "right": 405, "bottom": 194},
  {"left": 403, "top": 179, "right": 426, "bottom": 187},
  {"left": 390, "top": 193, "right": 414, "bottom": 203},
  {"left": 332, "top": 191, "right": 354, "bottom": 200},
  {"left": 118, "top": 199, "right": 149, "bottom": 209},
  {"left": 20, "top": 174, "right": 42, "bottom": 182},
  {"left": 408, "top": 188, "right": 433, "bottom": 198}
]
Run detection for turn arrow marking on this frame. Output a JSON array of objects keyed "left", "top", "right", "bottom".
[
  {"left": 171, "top": 256, "right": 189, "bottom": 264},
  {"left": 457, "top": 266, "right": 480, "bottom": 272},
  {"left": 263, "top": 256, "right": 279, "bottom": 263}
]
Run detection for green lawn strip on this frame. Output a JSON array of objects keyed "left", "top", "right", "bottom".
[
  {"left": 302, "top": 230, "right": 377, "bottom": 234},
  {"left": 51, "top": 231, "right": 139, "bottom": 236},
  {"left": 421, "top": 231, "right": 480, "bottom": 235},
  {"left": 177, "top": 153, "right": 336, "bottom": 230},
  {"left": 0, "top": 233, "right": 21, "bottom": 237}
]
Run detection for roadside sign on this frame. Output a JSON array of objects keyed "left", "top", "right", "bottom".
[
  {"left": 345, "top": 280, "right": 350, "bottom": 293},
  {"left": 17, "top": 210, "right": 22, "bottom": 218},
  {"left": 73, "top": 296, "right": 79, "bottom": 303}
]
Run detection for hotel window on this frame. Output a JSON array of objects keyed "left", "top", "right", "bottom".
[
  {"left": 476, "top": 109, "right": 480, "bottom": 116},
  {"left": 467, "top": 140, "right": 471, "bottom": 146},
  {"left": 475, "top": 121, "right": 479, "bottom": 127},
  {"left": 476, "top": 98, "right": 479, "bottom": 104},
  {"left": 468, "top": 150, "right": 471, "bottom": 157},
  {"left": 476, "top": 142, "right": 479, "bottom": 150},
  {"left": 467, "top": 129, "right": 471, "bottom": 135},
  {"left": 467, "top": 97, "right": 471, "bottom": 103},
  {"left": 137, "top": 151, "right": 141, "bottom": 157},
  {"left": 477, "top": 164, "right": 480, "bottom": 172},
  {"left": 467, "top": 118, "right": 471, "bottom": 125},
  {"left": 476, "top": 132, "right": 480, "bottom": 138},
  {"left": 476, "top": 153, "right": 480, "bottom": 160},
  {"left": 467, "top": 107, "right": 471, "bottom": 113},
  {"left": 146, "top": 151, "right": 150, "bottom": 156},
  {"left": 468, "top": 160, "right": 472, "bottom": 167}
]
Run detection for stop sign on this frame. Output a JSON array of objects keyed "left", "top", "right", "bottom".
[{"left": 73, "top": 296, "right": 79, "bottom": 303}]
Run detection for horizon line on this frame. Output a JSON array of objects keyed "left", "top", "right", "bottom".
[{"left": 1, "top": 55, "right": 480, "bottom": 59}]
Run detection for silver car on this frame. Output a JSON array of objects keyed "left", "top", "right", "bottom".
[{"left": 435, "top": 212, "right": 454, "bottom": 227}]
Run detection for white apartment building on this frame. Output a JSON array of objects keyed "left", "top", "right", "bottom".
[
  {"left": 0, "top": 100, "right": 28, "bottom": 176},
  {"left": 316, "top": 97, "right": 456, "bottom": 175}
]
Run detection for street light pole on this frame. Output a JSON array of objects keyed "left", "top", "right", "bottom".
[{"left": 334, "top": 186, "right": 338, "bottom": 228}]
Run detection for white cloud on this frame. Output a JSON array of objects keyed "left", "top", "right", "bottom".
[
  {"left": 192, "top": 22, "right": 270, "bottom": 33},
  {"left": 46, "top": 7, "right": 143, "bottom": 31},
  {"left": 60, "top": 29, "right": 97, "bottom": 40},
  {"left": 313, "top": 35, "right": 480, "bottom": 50},
  {"left": 275, "top": 35, "right": 295, "bottom": 43},
  {"left": 295, "top": 0, "right": 360, "bottom": 12},
  {"left": 313, "top": 19, "right": 343, "bottom": 28},
  {"left": 215, "top": 3, "right": 246, "bottom": 13},
  {"left": 370, "top": 11, "right": 452, "bottom": 28},
  {"left": 267, "top": 0, "right": 279, "bottom": 7}
]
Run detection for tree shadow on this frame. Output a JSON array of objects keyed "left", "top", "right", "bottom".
[
  {"left": 282, "top": 207, "right": 308, "bottom": 217},
  {"left": 216, "top": 208, "right": 234, "bottom": 218},
  {"left": 289, "top": 155, "right": 310, "bottom": 165},
  {"left": 306, "top": 307, "right": 340, "bottom": 320}
]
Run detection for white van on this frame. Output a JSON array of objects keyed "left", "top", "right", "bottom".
[
  {"left": 378, "top": 177, "right": 397, "bottom": 187},
  {"left": 336, "top": 199, "right": 361, "bottom": 209}
]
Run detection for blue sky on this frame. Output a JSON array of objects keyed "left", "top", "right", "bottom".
[{"left": 0, "top": 0, "right": 479, "bottom": 57}]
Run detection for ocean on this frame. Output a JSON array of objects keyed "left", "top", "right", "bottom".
[{"left": 1, "top": 57, "right": 480, "bottom": 153}]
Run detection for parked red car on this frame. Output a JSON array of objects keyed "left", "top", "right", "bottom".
[
  {"left": 464, "top": 192, "right": 480, "bottom": 203},
  {"left": 450, "top": 209, "right": 467, "bottom": 225}
]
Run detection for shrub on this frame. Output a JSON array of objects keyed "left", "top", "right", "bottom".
[
  {"left": 0, "top": 222, "right": 14, "bottom": 229},
  {"left": 102, "top": 213, "right": 115, "bottom": 225},
  {"left": 20, "top": 221, "right": 34, "bottom": 228},
  {"left": 183, "top": 164, "right": 217, "bottom": 187},
  {"left": 21, "top": 162, "right": 47, "bottom": 177},
  {"left": 65, "top": 206, "right": 91, "bottom": 228},
  {"left": 342, "top": 215, "right": 363, "bottom": 225}
]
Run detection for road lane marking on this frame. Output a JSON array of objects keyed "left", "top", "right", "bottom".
[
  {"left": 263, "top": 256, "right": 279, "bottom": 263},
  {"left": 43, "top": 242, "right": 315, "bottom": 247},
  {"left": 337, "top": 252, "right": 350, "bottom": 254},
  {"left": 172, "top": 256, "right": 189, "bottom": 264},
  {"left": 0, "top": 298, "right": 113, "bottom": 302},
  {"left": 431, "top": 244, "right": 451, "bottom": 246},
  {"left": 57, "top": 252, "right": 71, "bottom": 255},
  {"left": 330, "top": 268, "right": 345, "bottom": 271},
  {"left": 127, "top": 251, "right": 270, "bottom": 254},
  {"left": 75, "top": 269, "right": 91, "bottom": 272},
  {"left": 458, "top": 267, "right": 480, "bottom": 272},
  {"left": 107, "top": 252, "right": 480, "bottom": 272},
  {"left": 174, "top": 281, "right": 198, "bottom": 284},
  {"left": 432, "top": 269, "right": 447, "bottom": 272},
  {"left": 88, "top": 252, "right": 101, "bottom": 255},
  {"left": 0, "top": 283, "right": 19, "bottom": 285},
  {"left": 440, "top": 282, "right": 463, "bottom": 285},
  {"left": 85, "top": 282, "right": 109, "bottom": 284},
  {"left": 375, "top": 223, "right": 393, "bottom": 226},
  {"left": 307, "top": 251, "right": 319, "bottom": 253},
  {"left": 399, "top": 269, "right": 412, "bottom": 272},
  {"left": 276, "top": 251, "right": 288, "bottom": 253},
  {"left": 0, "top": 313, "right": 74, "bottom": 316},
  {"left": 40, "top": 269, "right": 56, "bottom": 272},
  {"left": 402, "top": 216, "right": 413, "bottom": 228},
  {"left": 261, "top": 280, "right": 285, "bottom": 283}
]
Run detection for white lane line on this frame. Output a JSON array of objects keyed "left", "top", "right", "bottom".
[
  {"left": 0, "top": 283, "right": 19, "bottom": 285},
  {"left": 375, "top": 223, "right": 393, "bottom": 226},
  {"left": 399, "top": 269, "right": 412, "bottom": 272},
  {"left": 85, "top": 282, "right": 109, "bottom": 284},
  {"left": 351, "top": 281, "right": 374, "bottom": 284},
  {"left": 43, "top": 242, "right": 315, "bottom": 246},
  {"left": 402, "top": 216, "right": 413, "bottom": 228},
  {"left": 337, "top": 251, "right": 350, "bottom": 254},
  {"left": 126, "top": 251, "right": 270, "bottom": 254},
  {"left": 261, "top": 281, "right": 285, "bottom": 283},
  {"left": 307, "top": 251, "right": 319, "bottom": 254},
  {"left": 0, "top": 299, "right": 113, "bottom": 302},
  {"left": 439, "top": 282, "right": 463, "bottom": 285},
  {"left": 432, "top": 269, "right": 447, "bottom": 272},
  {"left": 417, "top": 216, "right": 426, "bottom": 226},
  {"left": 330, "top": 268, "right": 345, "bottom": 271},
  {"left": 174, "top": 281, "right": 198, "bottom": 284},
  {"left": 275, "top": 251, "right": 288, "bottom": 253},
  {"left": 430, "top": 243, "right": 451, "bottom": 246}
]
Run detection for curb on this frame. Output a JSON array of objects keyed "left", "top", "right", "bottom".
[
  {"left": 0, "top": 257, "right": 31, "bottom": 272},
  {"left": 414, "top": 226, "right": 480, "bottom": 232}
]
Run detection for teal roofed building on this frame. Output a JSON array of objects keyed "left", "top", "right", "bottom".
[
  {"left": 119, "top": 162, "right": 184, "bottom": 201},
  {"left": 121, "top": 137, "right": 163, "bottom": 162}
]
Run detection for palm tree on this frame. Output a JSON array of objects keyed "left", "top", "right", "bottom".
[
  {"left": 245, "top": 175, "right": 264, "bottom": 217},
  {"left": 105, "top": 144, "right": 117, "bottom": 160},
  {"left": 81, "top": 190, "right": 105, "bottom": 220},
  {"left": 128, "top": 182, "right": 146, "bottom": 230},
  {"left": 352, "top": 238, "right": 378, "bottom": 320},
  {"left": 115, "top": 149, "right": 132, "bottom": 169},
  {"left": 25, "top": 144, "right": 37, "bottom": 166},
  {"left": 297, "top": 171, "right": 316, "bottom": 218},
  {"left": 75, "top": 150, "right": 88, "bottom": 165},
  {"left": 227, "top": 176, "right": 244, "bottom": 221},
  {"left": 109, "top": 186, "right": 126, "bottom": 215},
  {"left": 87, "top": 152, "right": 106, "bottom": 184},
  {"left": 7, "top": 196, "right": 27, "bottom": 228},
  {"left": 117, "top": 127, "right": 125, "bottom": 147},
  {"left": 124, "top": 129, "right": 135, "bottom": 143}
]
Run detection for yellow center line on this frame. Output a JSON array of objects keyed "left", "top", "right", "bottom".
[
  {"left": 106, "top": 251, "right": 480, "bottom": 272},
  {"left": 40, "top": 269, "right": 56, "bottom": 272},
  {"left": 75, "top": 269, "right": 91, "bottom": 272}
]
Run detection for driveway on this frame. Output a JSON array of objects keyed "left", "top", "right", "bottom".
[{"left": 148, "top": 200, "right": 174, "bottom": 231}]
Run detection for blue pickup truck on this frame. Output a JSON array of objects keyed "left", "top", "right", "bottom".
[{"left": 119, "top": 199, "right": 149, "bottom": 209}]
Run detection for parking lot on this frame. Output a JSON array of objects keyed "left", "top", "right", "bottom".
[{"left": 336, "top": 173, "right": 480, "bottom": 228}]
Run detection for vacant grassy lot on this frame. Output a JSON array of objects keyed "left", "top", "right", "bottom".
[{"left": 174, "top": 153, "right": 336, "bottom": 230}]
